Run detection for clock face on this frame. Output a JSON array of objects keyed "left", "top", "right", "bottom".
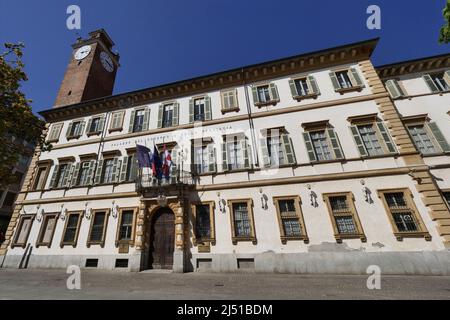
[
  {"left": 100, "top": 51, "right": 114, "bottom": 72},
  {"left": 74, "top": 45, "right": 92, "bottom": 60}
]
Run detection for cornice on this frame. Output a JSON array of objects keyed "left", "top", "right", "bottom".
[
  {"left": 39, "top": 38, "right": 379, "bottom": 122},
  {"left": 376, "top": 53, "right": 450, "bottom": 79}
]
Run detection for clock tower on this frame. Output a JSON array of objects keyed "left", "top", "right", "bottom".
[{"left": 54, "top": 29, "right": 120, "bottom": 108}]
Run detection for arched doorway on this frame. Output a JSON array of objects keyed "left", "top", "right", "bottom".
[{"left": 148, "top": 207, "right": 175, "bottom": 269}]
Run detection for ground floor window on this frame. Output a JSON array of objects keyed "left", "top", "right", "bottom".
[
  {"left": 192, "top": 202, "right": 216, "bottom": 245},
  {"left": 274, "top": 196, "right": 308, "bottom": 244},
  {"left": 36, "top": 213, "right": 58, "bottom": 247},
  {"left": 87, "top": 210, "right": 109, "bottom": 247},
  {"left": 116, "top": 207, "right": 137, "bottom": 246},
  {"left": 61, "top": 212, "right": 82, "bottom": 247},
  {"left": 12, "top": 215, "right": 35, "bottom": 248},
  {"left": 228, "top": 199, "right": 257, "bottom": 245}
]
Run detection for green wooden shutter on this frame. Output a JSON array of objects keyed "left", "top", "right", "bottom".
[
  {"left": 207, "top": 144, "right": 216, "bottom": 172},
  {"left": 251, "top": 87, "right": 259, "bottom": 105},
  {"left": 157, "top": 105, "right": 164, "bottom": 128},
  {"left": 302, "top": 133, "right": 317, "bottom": 162},
  {"left": 427, "top": 122, "right": 450, "bottom": 152},
  {"left": 289, "top": 79, "right": 298, "bottom": 97},
  {"left": 63, "top": 164, "right": 74, "bottom": 188},
  {"left": 172, "top": 103, "right": 180, "bottom": 126},
  {"left": 49, "top": 165, "right": 60, "bottom": 189},
  {"left": 349, "top": 68, "right": 364, "bottom": 87},
  {"left": 98, "top": 115, "right": 106, "bottom": 132},
  {"left": 269, "top": 83, "right": 279, "bottom": 101},
  {"left": 71, "top": 163, "right": 81, "bottom": 187},
  {"left": 221, "top": 142, "right": 228, "bottom": 171},
  {"left": 329, "top": 72, "right": 341, "bottom": 91},
  {"left": 86, "top": 160, "right": 96, "bottom": 186},
  {"left": 385, "top": 79, "right": 404, "bottom": 99},
  {"left": 327, "top": 128, "right": 344, "bottom": 160},
  {"left": 307, "top": 75, "right": 320, "bottom": 95},
  {"left": 128, "top": 110, "right": 136, "bottom": 132},
  {"left": 86, "top": 118, "right": 93, "bottom": 134},
  {"left": 94, "top": 160, "right": 104, "bottom": 185},
  {"left": 66, "top": 122, "right": 73, "bottom": 138},
  {"left": 281, "top": 133, "right": 296, "bottom": 165},
  {"left": 241, "top": 139, "right": 251, "bottom": 169},
  {"left": 189, "top": 99, "right": 194, "bottom": 123},
  {"left": 204, "top": 96, "right": 212, "bottom": 121},
  {"left": 111, "top": 158, "right": 120, "bottom": 183},
  {"left": 142, "top": 107, "right": 150, "bottom": 131},
  {"left": 444, "top": 70, "right": 450, "bottom": 87},
  {"left": 119, "top": 156, "right": 129, "bottom": 182},
  {"left": 259, "top": 137, "right": 270, "bottom": 167},
  {"left": 376, "top": 122, "right": 397, "bottom": 154},
  {"left": 350, "top": 126, "right": 368, "bottom": 157},
  {"left": 423, "top": 74, "right": 439, "bottom": 93}
]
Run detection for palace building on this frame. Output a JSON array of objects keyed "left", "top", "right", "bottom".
[{"left": 1, "top": 29, "right": 450, "bottom": 274}]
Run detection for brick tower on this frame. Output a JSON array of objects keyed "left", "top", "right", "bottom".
[{"left": 54, "top": 29, "right": 120, "bottom": 108}]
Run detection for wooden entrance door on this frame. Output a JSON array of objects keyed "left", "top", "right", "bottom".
[{"left": 149, "top": 208, "right": 175, "bottom": 269}]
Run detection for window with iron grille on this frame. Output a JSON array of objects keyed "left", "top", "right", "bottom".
[
  {"left": 89, "top": 211, "right": 107, "bottom": 243},
  {"left": 195, "top": 204, "right": 211, "bottom": 239},
  {"left": 232, "top": 202, "right": 251, "bottom": 238},
  {"left": 278, "top": 199, "right": 302, "bottom": 237},
  {"left": 384, "top": 192, "right": 418, "bottom": 232},
  {"left": 329, "top": 196, "right": 358, "bottom": 234},
  {"left": 62, "top": 213, "right": 80, "bottom": 244},
  {"left": 118, "top": 210, "right": 134, "bottom": 241}
]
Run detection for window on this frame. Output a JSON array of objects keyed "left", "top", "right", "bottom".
[
  {"left": 54, "top": 163, "right": 70, "bottom": 188},
  {"left": 116, "top": 208, "right": 137, "bottom": 246},
  {"left": 158, "top": 103, "right": 179, "bottom": 128},
  {"left": 86, "top": 116, "right": 105, "bottom": 135},
  {"left": 274, "top": 196, "right": 308, "bottom": 243},
  {"left": 378, "top": 189, "right": 431, "bottom": 241},
  {"left": 260, "top": 129, "right": 296, "bottom": 167},
  {"left": 289, "top": 76, "right": 320, "bottom": 99},
  {"left": 194, "top": 98, "right": 205, "bottom": 121},
  {"left": 329, "top": 68, "right": 364, "bottom": 92},
  {"left": 76, "top": 161, "right": 93, "bottom": 186},
  {"left": 12, "top": 215, "right": 34, "bottom": 248},
  {"left": 443, "top": 191, "right": 450, "bottom": 209},
  {"left": 66, "top": 120, "right": 85, "bottom": 139},
  {"left": 162, "top": 104, "right": 174, "bottom": 128},
  {"left": 406, "top": 121, "right": 450, "bottom": 155},
  {"left": 228, "top": 199, "right": 256, "bottom": 244},
  {"left": 323, "top": 193, "right": 366, "bottom": 242},
  {"left": 221, "top": 89, "right": 238, "bottom": 112},
  {"left": 87, "top": 210, "right": 109, "bottom": 247},
  {"left": 385, "top": 79, "right": 406, "bottom": 99},
  {"left": 47, "top": 123, "right": 63, "bottom": 143},
  {"left": 423, "top": 72, "right": 450, "bottom": 92},
  {"left": 192, "top": 202, "right": 216, "bottom": 245},
  {"left": 36, "top": 213, "right": 58, "bottom": 247},
  {"left": 133, "top": 109, "right": 145, "bottom": 132},
  {"left": 61, "top": 212, "right": 82, "bottom": 247},
  {"left": 2, "top": 192, "right": 17, "bottom": 207},
  {"left": 102, "top": 158, "right": 115, "bottom": 184},
  {"left": 356, "top": 125, "right": 383, "bottom": 156},
  {"left": 302, "top": 124, "right": 344, "bottom": 162},
  {"left": 225, "top": 136, "right": 243, "bottom": 171},
  {"left": 252, "top": 83, "right": 279, "bottom": 106},
  {"left": 109, "top": 111, "right": 125, "bottom": 132},
  {"left": 192, "top": 142, "right": 216, "bottom": 174}
]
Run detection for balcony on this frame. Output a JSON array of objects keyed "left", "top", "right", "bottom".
[{"left": 135, "top": 168, "right": 196, "bottom": 197}]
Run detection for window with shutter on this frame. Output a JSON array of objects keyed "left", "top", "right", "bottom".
[
  {"left": 385, "top": 79, "right": 406, "bottom": 99},
  {"left": 424, "top": 73, "right": 450, "bottom": 92},
  {"left": 67, "top": 120, "right": 84, "bottom": 139},
  {"left": 290, "top": 76, "right": 320, "bottom": 99},
  {"left": 221, "top": 89, "right": 238, "bottom": 112},
  {"left": 330, "top": 68, "right": 364, "bottom": 93},
  {"left": 110, "top": 111, "right": 124, "bottom": 132},
  {"left": 407, "top": 124, "right": 439, "bottom": 155},
  {"left": 87, "top": 116, "right": 104, "bottom": 135},
  {"left": 253, "top": 83, "right": 279, "bottom": 106},
  {"left": 47, "top": 123, "right": 63, "bottom": 142}
]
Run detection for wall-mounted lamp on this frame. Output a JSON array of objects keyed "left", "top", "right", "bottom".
[
  {"left": 360, "top": 179, "right": 373, "bottom": 204},
  {"left": 217, "top": 192, "right": 226, "bottom": 213},
  {"left": 60, "top": 204, "right": 67, "bottom": 221},
  {"left": 111, "top": 201, "right": 119, "bottom": 219},
  {"left": 36, "top": 205, "right": 43, "bottom": 222},
  {"left": 307, "top": 184, "right": 318, "bottom": 208},
  {"left": 84, "top": 202, "right": 91, "bottom": 220},
  {"left": 259, "top": 188, "right": 268, "bottom": 210}
]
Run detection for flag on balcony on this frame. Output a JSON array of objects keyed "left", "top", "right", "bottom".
[
  {"left": 152, "top": 145, "right": 162, "bottom": 179},
  {"left": 162, "top": 144, "right": 172, "bottom": 179},
  {"left": 136, "top": 144, "right": 152, "bottom": 168}
]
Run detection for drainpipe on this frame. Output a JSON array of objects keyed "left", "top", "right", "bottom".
[{"left": 242, "top": 68, "right": 259, "bottom": 167}]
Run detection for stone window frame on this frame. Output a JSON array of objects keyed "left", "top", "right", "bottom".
[
  {"left": 109, "top": 110, "right": 125, "bottom": 133},
  {"left": 288, "top": 74, "right": 320, "bottom": 101},
  {"left": 86, "top": 209, "right": 110, "bottom": 248},
  {"left": 251, "top": 82, "right": 280, "bottom": 107},
  {"left": 66, "top": 118, "right": 86, "bottom": 140},
  {"left": 46, "top": 122, "right": 64, "bottom": 143},
  {"left": 11, "top": 214, "right": 35, "bottom": 248},
  {"left": 30, "top": 160, "right": 53, "bottom": 191},
  {"left": 60, "top": 211, "right": 83, "bottom": 248},
  {"left": 191, "top": 201, "right": 216, "bottom": 246},
  {"left": 35, "top": 212, "right": 59, "bottom": 248},
  {"left": 347, "top": 114, "right": 397, "bottom": 158},
  {"left": 115, "top": 207, "right": 138, "bottom": 247},
  {"left": 227, "top": 198, "right": 257, "bottom": 245},
  {"left": 260, "top": 127, "right": 297, "bottom": 168},
  {"left": 273, "top": 195, "right": 309, "bottom": 244},
  {"left": 220, "top": 88, "right": 240, "bottom": 113},
  {"left": 86, "top": 113, "right": 106, "bottom": 137},
  {"left": 377, "top": 188, "right": 432, "bottom": 241},
  {"left": 329, "top": 67, "right": 365, "bottom": 94},
  {"left": 323, "top": 192, "right": 367, "bottom": 243}
]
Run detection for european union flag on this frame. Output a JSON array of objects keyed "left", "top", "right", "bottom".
[{"left": 136, "top": 144, "right": 152, "bottom": 168}]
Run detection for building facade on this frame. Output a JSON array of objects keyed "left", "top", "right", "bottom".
[{"left": 1, "top": 30, "right": 450, "bottom": 274}]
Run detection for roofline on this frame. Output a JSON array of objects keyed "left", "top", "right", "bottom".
[
  {"left": 375, "top": 52, "right": 450, "bottom": 70},
  {"left": 39, "top": 37, "right": 379, "bottom": 118}
]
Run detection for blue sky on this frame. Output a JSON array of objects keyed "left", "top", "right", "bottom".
[{"left": 1, "top": 0, "right": 449, "bottom": 115}]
